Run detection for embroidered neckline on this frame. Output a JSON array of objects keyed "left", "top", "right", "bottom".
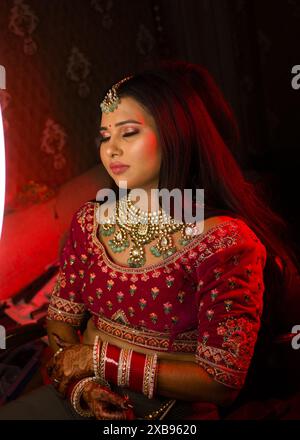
[{"left": 91, "top": 202, "right": 239, "bottom": 274}]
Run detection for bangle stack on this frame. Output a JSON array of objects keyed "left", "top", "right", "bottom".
[
  {"left": 96, "top": 339, "right": 158, "bottom": 399},
  {"left": 71, "top": 336, "right": 159, "bottom": 417}
]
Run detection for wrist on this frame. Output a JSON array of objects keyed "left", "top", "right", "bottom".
[
  {"left": 70, "top": 377, "right": 97, "bottom": 417},
  {"left": 81, "top": 380, "right": 95, "bottom": 402}
]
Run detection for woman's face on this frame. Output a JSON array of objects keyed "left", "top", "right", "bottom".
[{"left": 99, "top": 96, "right": 162, "bottom": 191}]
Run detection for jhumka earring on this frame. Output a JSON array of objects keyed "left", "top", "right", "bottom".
[{"left": 100, "top": 76, "right": 133, "bottom": 113}]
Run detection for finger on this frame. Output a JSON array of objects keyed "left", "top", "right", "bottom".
[
  {"left": 47, "top": 364, "right": 56, "bottom": 380},
  {"left": 96, "top": 387, "right": 129, "bottom": 408},
  {"left": 51, "top": 363, "right": 61, "bottom": 379},
  {"left": 93, "top": 401, "right": 127, "bottom": 420},
  {"left": 46, "top": 350, "right": 62, "bottom": 378},
  {"left": 82, "top": 396, "right": 95, "bottom": 418}
]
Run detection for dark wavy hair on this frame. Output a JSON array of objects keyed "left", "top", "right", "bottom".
[{"left": 100, "top": 60, "right": 299, "bottom": 344}]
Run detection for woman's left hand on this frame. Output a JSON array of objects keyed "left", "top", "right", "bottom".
[
  {"left": 46, "top": 334, "right": 94, "bottom": 396},
  {"left": 82, "top": 381, "right": 135, "bottom": 420}
]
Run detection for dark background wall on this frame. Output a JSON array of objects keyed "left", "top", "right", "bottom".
[{"left": 0, "top": 0, "right": 299, "bottom": 248}]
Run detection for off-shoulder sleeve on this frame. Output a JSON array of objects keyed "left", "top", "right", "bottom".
[
  {"left": 194, "top": 226, "right": 267, "bottom": 389},
  {"left": 46, "top": 204, "right": 91, "bottom": 327}
]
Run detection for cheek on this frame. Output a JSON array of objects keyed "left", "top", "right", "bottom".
[{"left": 133, "top": 134, "right": 161, "bottom": 168}]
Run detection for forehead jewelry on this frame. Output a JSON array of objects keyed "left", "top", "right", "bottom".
[{"left": 100, "top": 75, "right": 133, "bottom": 113}]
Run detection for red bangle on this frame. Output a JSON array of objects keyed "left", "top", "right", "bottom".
[
  {"left": 100, "top": 342, "right": 158, "bottom": 399},
  {"left": 104, "top": 343, "right": 120, "bottom": 383},
  {"left": 128, "top": 351, "right": 145, "bottom": 392}
]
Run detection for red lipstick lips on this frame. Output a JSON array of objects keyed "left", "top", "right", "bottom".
[{"left": 109, "top": 162, "right": 130, "bottom": 174}]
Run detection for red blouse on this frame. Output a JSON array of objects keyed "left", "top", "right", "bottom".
[{"left": 47, "top": 201, "right": 267, "bottom": 389}]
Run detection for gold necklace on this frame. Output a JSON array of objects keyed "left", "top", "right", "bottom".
[{"left": 99, "top": 193, "right": 199, "bottom": 268}]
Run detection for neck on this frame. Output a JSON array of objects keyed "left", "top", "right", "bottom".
[{"left": 129, "top": 188, "right": 160, "bottom": 213}]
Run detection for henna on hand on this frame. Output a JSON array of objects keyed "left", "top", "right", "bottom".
[
  {"left": 82, "top": 381, "right": 134, "bottom": 420},
  {"left": 46, "top": 336, "right": 94, "bottom": 396}
]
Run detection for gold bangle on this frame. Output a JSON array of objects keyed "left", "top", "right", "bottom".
[{"left": 70, "top": 377, "right": 96, "bottom": 418}]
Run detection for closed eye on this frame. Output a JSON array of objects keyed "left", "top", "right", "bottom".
[
  {"left": 99, "top": 131, "right": 138, "bottom": 143},
  {"left": 99, "top": 136, "right": 110, "bottom": 143},
  {"left": 123, "top": 131, "right": 138, "bottom": 137}
]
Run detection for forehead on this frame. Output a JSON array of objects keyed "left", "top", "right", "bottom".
[{"left": 100, "top": 96, "right": 153, "bottom": 127}]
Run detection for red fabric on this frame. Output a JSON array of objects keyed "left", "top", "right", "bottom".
[
  {"left": 46, "top": 201, "right": 267, "bottom": 391},
  {"left": 193, "top": 239, "right": 266, "bottom": 388}
]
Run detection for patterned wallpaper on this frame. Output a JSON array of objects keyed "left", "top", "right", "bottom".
[
  {"left": 0, "top": 0, "right": 167, "bottom": 213},
  {"left": 1, "top": 0, "right": 299, "bottom": 233}
]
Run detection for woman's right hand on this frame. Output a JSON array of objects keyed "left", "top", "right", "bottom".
[
  {"left": 81, "top": 382, "right": 135, "bottom": 420},
  {"left": 46, "top": 335, "right": 94, "bottom": 396}
]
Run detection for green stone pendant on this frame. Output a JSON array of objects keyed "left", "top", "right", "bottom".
[
  {"left": 127, "top": 246, "right": 146, "bottom": 268},
  {"left": 99, "top": 224, "right": 115, "bottom": 237},
  {"left": 108, "top": 238, "right": 129, "bottom": 253},
  {"left": 163, "top": 247, "right": 177, "bottom": 258},
  {"left": 150, "top": 246, "right": 162, "bottom": 257},
  {"left": 128, "top": 257, "right": 146, "bottom": 268},
  {"left": 179, "top": 238, "right": 190, "bottom": 246},
  {"left": 107, "top": 229, "right": 130, "bottom": 253}
]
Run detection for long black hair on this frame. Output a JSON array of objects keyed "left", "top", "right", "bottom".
[{"left": 101, "top": 60, "right": 299, "bottom": 341}]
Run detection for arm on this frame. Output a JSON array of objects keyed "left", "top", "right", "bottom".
[
  {"left": 45, "top": 205, "right": 91, "bottom": 381},
  {"left": 81, "top": 325, "right": 238, "bottom": 406},
  {"left": 48, "top": 334, "right": 237, "bottom": 407},
  {"left": 46, "top": 204, "right": 90, "bottom": 353},
  {"left": 192, "top": 231, "right": 267, "bottom": 398},
  {"left": 156, "top": 358, "right": 239, "bottom": 406}
]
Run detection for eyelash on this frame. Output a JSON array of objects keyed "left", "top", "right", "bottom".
[{"left": 99, "top": 132, "right": 138, "bottom": 143}]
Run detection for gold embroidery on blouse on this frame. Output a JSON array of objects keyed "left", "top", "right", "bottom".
[
  {"left": 90, "top": 202, "right": 240, "bottom": 274},
  {"left": 111, "top": 309, "right": 130, "bottom": 325},
  {"left": 196, "top": 344, "right": 245, "bottom": 389},
  {"left": 47, "top": 295, "right": 86, "bottom": 326},
  {"left": 92, "top": 313, "right": 198, "bottom": 352}
]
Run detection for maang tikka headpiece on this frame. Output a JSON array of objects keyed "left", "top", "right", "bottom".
[{"left": 100, "top": 75, "right": 133, "bottom": 113}]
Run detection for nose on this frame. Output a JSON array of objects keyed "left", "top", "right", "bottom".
[{"left": 103, "top": 139, "right": 122, "bottom": 158}]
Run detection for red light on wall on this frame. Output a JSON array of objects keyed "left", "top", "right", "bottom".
[{"left": 0, "top": 103, "right": 5, "bottom": 238}]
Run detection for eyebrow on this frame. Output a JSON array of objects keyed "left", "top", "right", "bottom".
[{"left": 100, "top": 119, "right": 142, "bottom": 130}]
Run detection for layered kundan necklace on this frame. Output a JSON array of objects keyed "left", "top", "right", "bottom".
[{"left": 98, "top": 191, "right": 199, "bottom": 268}]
